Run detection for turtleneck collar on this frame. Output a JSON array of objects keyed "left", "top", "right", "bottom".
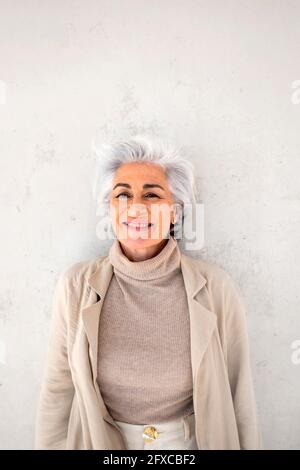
[{"left": 108, "top": 236, "right": 181, "bottom": 281}]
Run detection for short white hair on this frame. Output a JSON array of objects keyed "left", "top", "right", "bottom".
[{"left": 92, "top": 134, "right": 198, "bottom": 238}]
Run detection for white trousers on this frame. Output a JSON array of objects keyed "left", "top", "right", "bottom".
[{"left": 114, "top": 412, "right": 198, "bottom": 450}]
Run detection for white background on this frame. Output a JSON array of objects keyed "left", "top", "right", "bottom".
[{"left": 0, "top": 0, "right": 300, "bottom": 449}]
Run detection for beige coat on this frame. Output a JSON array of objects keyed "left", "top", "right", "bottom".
[{"left": 34, "top": 250, "right": 263, "bottom": 450}]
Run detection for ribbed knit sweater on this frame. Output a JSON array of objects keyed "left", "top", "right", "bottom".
[{"left": 96, "top": 235, "right": 194, "bottom": 424}]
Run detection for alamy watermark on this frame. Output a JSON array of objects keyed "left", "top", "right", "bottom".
[
  {"left": 291, "top": 339, "right": 300, "bottom": 365},
  {"left": 291, "top": 80, "right": 300, "bottom": 104},
  {"left": 95, "top": 201, "right": 205, "bottom": 251}
]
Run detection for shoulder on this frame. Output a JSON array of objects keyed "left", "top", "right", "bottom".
[
  {"left": 58, "top": 253, "right": 107, "bottom": 290},
  {"left": 182, "top": 253, "right": 239, "bottom": 291},
  {"left": 181, "top": 253, "right": 245, "bottom": 317}
]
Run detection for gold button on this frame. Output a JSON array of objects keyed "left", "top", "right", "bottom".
[{"left": 143, "top": 426, "right": 159, "bottom": 444}]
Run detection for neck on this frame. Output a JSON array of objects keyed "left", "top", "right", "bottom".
[
  {"left": 119, "top": 238, "right": 169, "bottom": 262},
  {"left": 108, "top": 235, "right": 181, "bottom": 281}
]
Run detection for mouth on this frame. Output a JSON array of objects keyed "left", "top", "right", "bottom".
[{"left": 122, "top": 222, "right": 154, "bottom": 231}]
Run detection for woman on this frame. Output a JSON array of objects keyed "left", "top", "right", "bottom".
[{"left": 34, "top": 135, "right": 263, "bottom": 450}]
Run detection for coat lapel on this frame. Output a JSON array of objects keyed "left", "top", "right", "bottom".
[
  {"left": 81, "top": 257, "right": 114, "bottom": 391},
  {"left": 81, "top": 250, "right": 218, "bottom": 407},
  {"left": 180, "top": 253, "right": 217, "bottom": 384}
]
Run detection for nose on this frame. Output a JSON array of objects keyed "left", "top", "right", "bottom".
[{"left": 127, "top": 201, "right": 148, "bottom": 217}]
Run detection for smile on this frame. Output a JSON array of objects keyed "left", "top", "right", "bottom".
[{"left": 123, "top": 222, "right": 153, "bottom": 230}]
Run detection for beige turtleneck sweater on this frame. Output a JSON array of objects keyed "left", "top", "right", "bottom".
[{"left": 96, "top": 235, "right": 194, "bottom": 425}]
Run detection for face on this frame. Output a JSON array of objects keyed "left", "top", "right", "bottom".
[{"left": 109, "top": 161, "right": 176, "bottom": 254}]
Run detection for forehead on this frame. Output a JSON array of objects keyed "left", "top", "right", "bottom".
[{"left": 113, "top": 162, "right": 167, "bottom": 182}]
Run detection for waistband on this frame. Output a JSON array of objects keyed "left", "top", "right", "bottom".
[{"left": 114, "top": 412, "right": 195, "bottom": 441}]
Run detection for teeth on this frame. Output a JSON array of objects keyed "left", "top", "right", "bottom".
[
  {"left": 127, "top": 223, "right": 150, "bottom": 227},
  {"left": 128, "top": 224, "right": 149, "bottom": 227}
]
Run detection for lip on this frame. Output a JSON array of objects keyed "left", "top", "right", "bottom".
[{"left": 122, "top": 221, "right": 153, "bottom": 231}]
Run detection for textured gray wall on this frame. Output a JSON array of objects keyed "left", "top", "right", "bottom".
[{"left": 0, "top": 0, "right": 300, "bottom": 450}]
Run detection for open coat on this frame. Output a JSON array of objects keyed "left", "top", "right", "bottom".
[{"left": 34, "top": 250, "right": 263, "bottom": 450}]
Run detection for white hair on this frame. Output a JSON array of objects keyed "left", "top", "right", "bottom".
[{"left": 91, "top": 134, "right": 198, "bottom": 239}]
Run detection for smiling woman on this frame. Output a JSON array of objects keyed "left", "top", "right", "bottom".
[
  {"left": 34, "top": 134, "right": 263, "bottom": 450},
  {"left": 109, "top": 160, "right": 181, "bottom": 260},
  {"left": 92, "top": 134, "right": 197, "bottom": 255}
]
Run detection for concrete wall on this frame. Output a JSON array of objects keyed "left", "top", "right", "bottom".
[{"left": 0, "top": 0, "right": 299, "bottom": 449}]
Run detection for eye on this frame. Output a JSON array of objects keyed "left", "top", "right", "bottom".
[
  {"left": 115, "top": 192, "right": 131, "bottom": 199},
  {"left": 115, "top": 192, "right": 160, "bottom": 199},
  {"left": 144, "top": 193, "right": 160, "bottom": 199}
]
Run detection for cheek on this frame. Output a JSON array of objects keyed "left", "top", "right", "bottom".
[
  {"left": 149, "top": 203, "right": 173, "bottom": 222},
  {"left": 110, "top": 201, "right": 127, "bottom": 221}
]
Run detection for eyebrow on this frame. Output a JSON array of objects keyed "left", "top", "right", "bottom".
[{"left": 113, "top": 183, "right": 165, "bottom": 191}]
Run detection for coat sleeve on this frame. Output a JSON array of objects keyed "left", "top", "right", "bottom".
[
  {"left": 34, "top": 271, "right": 75, "bottom": 450},
  {"left": 223, "top": 273, "right": 264, "bottom": 450}
]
